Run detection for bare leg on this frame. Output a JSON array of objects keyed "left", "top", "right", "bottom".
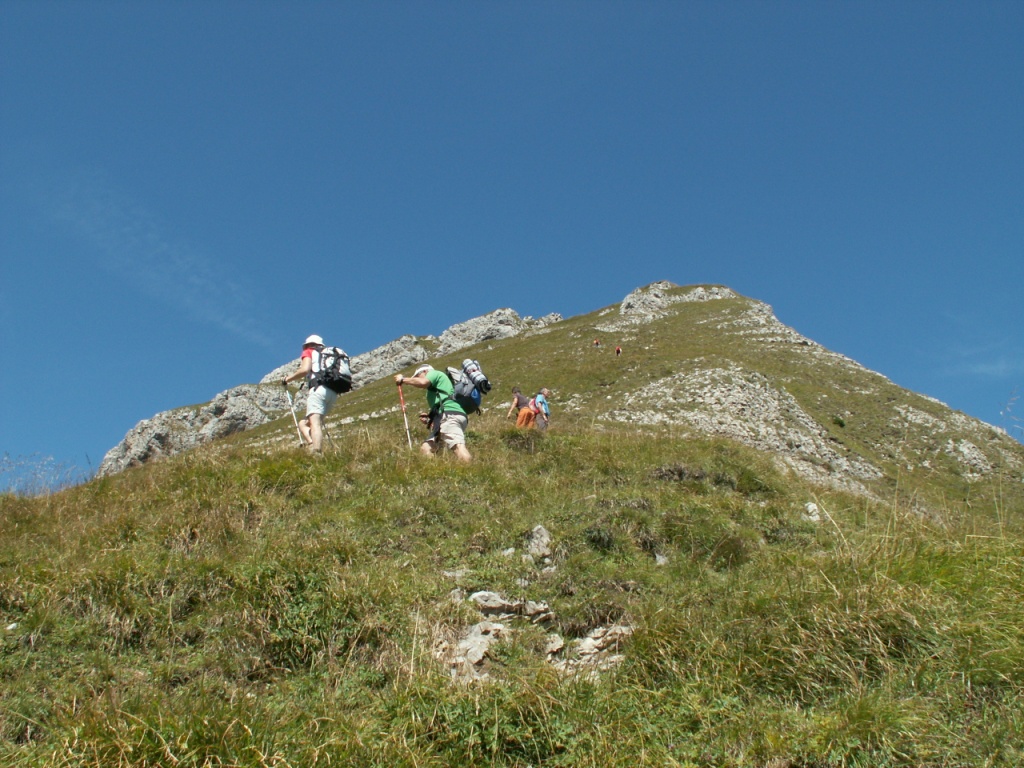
[
  {"left": 308, "top": 413, "right": 324, "bottom": 452},
  {"left": 299, "top": 416, "right": 313, "bottom": 447}
]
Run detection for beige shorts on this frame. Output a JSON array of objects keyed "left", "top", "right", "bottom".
[
  {"left": 425, "top": 412, "right": 468, "bottom": 450},
  {"left": 306, "top": 385, "right": 338, "bottom": 417}
]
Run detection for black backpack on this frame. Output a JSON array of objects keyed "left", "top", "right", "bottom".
[
  {"left": 445, "top": 359, "right": 490, "bottom": 414},
  {"left": 314, "top": 346, "right": 353, "bottom": 393}
]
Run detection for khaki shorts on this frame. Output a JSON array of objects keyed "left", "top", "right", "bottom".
[{"left": 426, "top": 412, "right": 468, "bottom": 450}]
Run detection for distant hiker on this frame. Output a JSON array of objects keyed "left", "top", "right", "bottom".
[
  {"left": 281, "top": 334, "right": 349, "bottom": 453},
  {"left": 593, "top": 338, "right": 601, "bottom": 349},
  {"left": 506, "top": 386, "right": 532, "bottom": 426},
  {"left": 533, "top": 388, "right": 552, "bottom": 431},
  {"left": 517, "top": 396, "right": 537, "bottom": 429},
  {"left": 394, "top": 365, "right": 472, "bottom": 463},
  {"left": 615, "top": 345, "right": 622, "bottom": 357}
]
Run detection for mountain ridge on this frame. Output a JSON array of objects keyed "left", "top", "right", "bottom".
[{"left": 98, "top": 281, "right": 1022, "bottom": 501}]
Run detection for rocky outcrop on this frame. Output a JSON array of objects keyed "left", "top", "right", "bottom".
[
  {"left": 597, "top": 281, "right": 737, "bottom": 332},
  {"left": 594, "top": 285, "right": 1021, "bottom": 491},
  {"left": 97, "top": 385, "right": 290, "bottom": 476},
  {"left": 604, "top": 364, "right": 883, "bottom": 493},
  {"left": 436, "top": 308, "right": 525, "bottom": 354},
  {"left": 437, "top": 308, "right": 563, "bottom": 354}
]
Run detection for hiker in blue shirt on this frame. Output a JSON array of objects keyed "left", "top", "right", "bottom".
[{"left": 534, "top": 388, "right": 551, "bottom": 431}]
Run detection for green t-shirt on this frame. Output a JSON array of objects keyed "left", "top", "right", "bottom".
[{"left": 426, "top": 369, "right": 467, "bottom": 415}]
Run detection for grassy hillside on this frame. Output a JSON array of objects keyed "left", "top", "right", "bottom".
[{"left": 2, "top": 287, "right": 1022, "bottom": 766}]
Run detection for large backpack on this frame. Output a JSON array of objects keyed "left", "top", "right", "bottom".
[
  {"left": 444, "top": 359, "right": 491, "bottom": 414},
  {"left": 314, "top": 346, "right": 353, "bottom": 393}
]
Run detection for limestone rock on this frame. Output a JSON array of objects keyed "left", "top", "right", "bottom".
[
  {"left": 443, "top": 620, "right": 511, "bottom": 681},
  {"left": 97, "top": 384, "right": 289, "bottom": 477},
  {"left": 550, "top": 624, "right": 634, "bottom": 678},
  {"left": 436, "top": 308, "right": 527, "bottom": 354},
  {"left": 604, "top": 363, "right": 883, "bottom": 493},
  {"left": 598, "top": 282, "right": 737, "bottom": 332},
  {"left": 469, "top": 591, "right": 553, "bottom": 623},
  {"left": 526, "top": 525, "right": 553, "bottom": 559}
]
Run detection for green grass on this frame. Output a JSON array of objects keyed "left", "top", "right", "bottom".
[{"left": 2, "top": 407, "right": 1022, "bottom": 766}]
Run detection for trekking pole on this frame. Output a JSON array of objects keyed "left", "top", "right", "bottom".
[
  {"left": 283, "top": 387, "right": 305, "bottom": 448},
  {"left": 322, "top": 419, "right": 337, "bottom": 452},
  {"left": 396, "top": 382, "right": 413, "bottom": 449}
]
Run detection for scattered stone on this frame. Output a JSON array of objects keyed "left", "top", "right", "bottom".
[
  {"left": 526, "top": 525, "right": 553, "bottom": 559},
  {"left": 545, "top": 634, "right": 565, "bottom": 657},
  {"left": 470, "top": 591, "right": 516, "bottom": 615},
  {"left": 445, "top": 621, "right": 512, "bottom": 681},
  {"left": 803, "top": 502, "right": 821, "bottom": 523},
  {"left": 944, "top": 439, "right": 995, "bottom": 480},
  {"left": 551, "top": 624, "right": 634, "bottom": 678},
  {"left": 577, "top": 624, "right": 632, "bottom": 656},
  {"left": 468, "top": 591, "right": 553, "bottom": 623}
]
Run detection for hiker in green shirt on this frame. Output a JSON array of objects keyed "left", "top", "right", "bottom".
[{"left": 395, "top": 365, "right": 472, "bottom": 463}]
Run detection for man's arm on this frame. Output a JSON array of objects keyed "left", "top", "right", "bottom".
[{"left": 395, "top": 372, "right": 431, "bottom": 390}]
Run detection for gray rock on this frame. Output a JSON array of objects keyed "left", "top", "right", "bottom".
[
  {"left": 526, "top": 525, "right": 553, "bottom": 559},
  {"left": 551, "top": 624, "right": 634, "bottom": 678},
  {"left": 97, "top": 384, "right": 290, "bottom": 476},
  {"left": 470, "top": 591, "right": 516, "bottom": 615},
  {"left": 437, "top": 620, "right": 511, "bottom": 681},
  {"left": 437, "top": 308, "right": 527, "bottom": 354}
]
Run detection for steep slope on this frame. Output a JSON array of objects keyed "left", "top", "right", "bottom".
[{"left": 99, "top": 281, "right": 1022, "bottom": 504}]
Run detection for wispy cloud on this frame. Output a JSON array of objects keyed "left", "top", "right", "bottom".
[
  {"left": 940, "top": 339, "right": 1024, "bottom": 380},
  {"left": 957, "top": 358, "right": 1024, "bottom": 379},
  {"left": 51, "top": 170, "right": 275, "bottom": 349}
]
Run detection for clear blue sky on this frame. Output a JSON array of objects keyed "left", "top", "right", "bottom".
[{"left": 2, "top": 1, "right": 1022, "bottom": 480}]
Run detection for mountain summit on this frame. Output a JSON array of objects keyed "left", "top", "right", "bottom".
[{"left": 99, "top": 281, "right": 1021, "bottom": 499}]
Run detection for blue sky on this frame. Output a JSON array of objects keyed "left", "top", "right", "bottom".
[{"left": 2, "top": 1, "right": 1022, "bottom": 481}]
